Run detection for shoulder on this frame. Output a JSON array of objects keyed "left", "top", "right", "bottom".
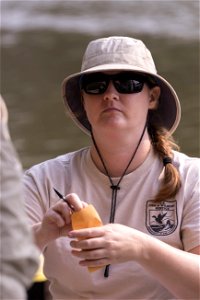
[
  {"left": 23, "top": 148, "right": 90, "bottom": 205},
  {"left": 24, "top": 147, "right": 89, "bottom": 178},
  {"left": 173, "top": 151, "right": 199, "bottom": 205},
  {"left": 172, "top": 150, "right": 200, "bottom": 180}
]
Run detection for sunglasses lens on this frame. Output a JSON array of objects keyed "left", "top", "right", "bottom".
[
  {"left": 114, "top": 79, "right": 144, "bottom": 93},
  {"left": 81, "top": 74, "right": 108, "bottom": 94},
  {"left": 81, "top": 72, "right": 145, "bottom": 94},
  {"left": 84, "top": 81, "right": 107, "bottom": 94}
]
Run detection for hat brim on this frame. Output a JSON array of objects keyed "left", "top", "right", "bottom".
[{"left": 62, "top": 64, "right": 181, "bottom": 135}]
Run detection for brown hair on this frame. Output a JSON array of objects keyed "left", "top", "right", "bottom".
[{"left": 148, "top": 124, "right": 181, "bottom": 202}]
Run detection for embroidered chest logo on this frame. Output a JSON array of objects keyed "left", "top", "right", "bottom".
[{"left": 146, "top": 200, "right": 178, "bottom": 236}]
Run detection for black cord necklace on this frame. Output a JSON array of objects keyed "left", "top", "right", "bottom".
[{"left": 91, "top": 122, "right": 147, "bottom": 277}]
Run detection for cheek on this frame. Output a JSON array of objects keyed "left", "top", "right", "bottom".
[
  {"left": 126, "top": 95, "right": 149, "bottom": 113},
  {"left": 82, "top": 97, "right": 97, "bottom": 122},
  {"left": 125, "top": 94, "right": 150, "bottom": 123},
  {"left": 83, "top": 98, "right": 91, "bottom": 112}
]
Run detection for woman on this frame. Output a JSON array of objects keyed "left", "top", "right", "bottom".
[{"left": 24, "top": 36, "right": 199, "bottom": 299}]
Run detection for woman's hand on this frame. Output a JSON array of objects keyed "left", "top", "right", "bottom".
[
  {"left": 69, "top": 223, "right": 146, "bottom": 267},
  {"left": 69, "top": 223, "right": 200, "bottom": 299},
  {"left": 33, "top": 193, "right": 87, "bottom": 250}
]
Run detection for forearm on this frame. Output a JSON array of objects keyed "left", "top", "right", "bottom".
[{"left": 139, "top": 235, "right": 200, "bottom": 299}]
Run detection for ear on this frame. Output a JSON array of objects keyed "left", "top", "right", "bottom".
[{"left": 148, "top": 86, "right": 161, "bottom": 110}]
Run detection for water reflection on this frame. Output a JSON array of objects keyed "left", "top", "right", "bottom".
[
  {"left": 2, "top": 1, "right": 199, "bottom": 39},
  {"left": 1, "top": 1, "right": 199, "bottom": 168}
]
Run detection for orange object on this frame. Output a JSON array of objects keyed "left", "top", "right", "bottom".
[{"left": 71, "top": 204, "right": 103, "bottom": 272}]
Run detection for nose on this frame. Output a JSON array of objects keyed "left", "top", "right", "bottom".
[{"left": 103, "top": 81, "right": 119, "bottom": 101}]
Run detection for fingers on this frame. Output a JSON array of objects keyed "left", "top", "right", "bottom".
[
  {"left": 70, "top": 236, "right": 104, "bottom": 250},
  {"left": 47, "top": 209, "right": 66, "bottom": 227},
  {"left": 72, "top": 248, "right": 108, "bottom": 268},
  {"left": 45, "top": 193, "right": 88, "bottom": 228},
  {"left": 64, "top": 193, "right": 87, "bottom": 212},
  {"left": 68, "top": 224, "right": 139, "bottom": 268},
  {"left": 69, "top": 228, "right": 107, "bottom": 264},
  {"left": 72, "top": 248, "right": 108, "bottom": 262},
  {"left": 68, "top": 226, "right": 105, "bottom": 239},
  {"left": 70, "top": 237, "right": 109, "bottom": 267},
  {"left": 52, "top": 200, "right": 71, "bottom": 225},
  {"left": 40, "top": 193, "right": 88, "bottom": 245},
  {"left": 41, "top": 192, "right": 90, "bottom": 244},
  {"left": 50, "top": 193, "right": 87, "bottom": 225}
]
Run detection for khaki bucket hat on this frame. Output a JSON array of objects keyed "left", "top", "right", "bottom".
[{"left": 62, "top": 36, "right": 181, "bottom": 135}]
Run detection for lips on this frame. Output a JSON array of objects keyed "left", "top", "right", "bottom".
[{"left": 102, "top": 107, "right": 121, "bottom": 113}]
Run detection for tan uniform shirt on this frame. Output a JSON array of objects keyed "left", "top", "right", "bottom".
[{"left": 24, "top": 147, "right": 199, "bottom": 299}]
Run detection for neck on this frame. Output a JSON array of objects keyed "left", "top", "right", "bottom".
[{"left": 90, "top": 128, "right": 151, "bottom": 177}]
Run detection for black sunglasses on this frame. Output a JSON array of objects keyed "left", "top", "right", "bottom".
[{"left": 80, "top": 72, "right": 151, "bottom": 95}]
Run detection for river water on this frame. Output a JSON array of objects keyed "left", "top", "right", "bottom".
[{"left": 1, "top": 0, "right": 199, "bottom": 168}]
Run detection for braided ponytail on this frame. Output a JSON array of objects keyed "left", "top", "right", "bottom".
[{"left": 148, "top": 125, "right": 181, "bottom": 202}]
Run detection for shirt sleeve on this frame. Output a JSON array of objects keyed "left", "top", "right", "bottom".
[
  {"left": 181, "top": 158, "right": 200, "bottom": 251},
  {"left": 23, "top": 155, "right": 71, "bottom": 225},
  {"left": 23, "top": 163, "right": 53, "bottom": 225}
]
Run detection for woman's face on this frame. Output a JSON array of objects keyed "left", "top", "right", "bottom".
[{"left": 82, "top": 72, "right": 160, "bottom": 135}]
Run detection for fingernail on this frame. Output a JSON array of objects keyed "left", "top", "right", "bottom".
[{"left": 68, "top": 231, "right": 74, "bottom": 238}]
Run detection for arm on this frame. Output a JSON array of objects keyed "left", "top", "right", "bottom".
[
  {"left": 138, "top": 233, "right": 199, "bottom": 299},
  {"left": 69, "top": 224, "right": 200, "bottom": 299}
]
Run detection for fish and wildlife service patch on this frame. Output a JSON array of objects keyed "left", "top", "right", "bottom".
[{"left": 146, "top": 200, "right": 178, "bottom": 236}]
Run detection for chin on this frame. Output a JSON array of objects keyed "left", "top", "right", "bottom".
[{"left": 100, "top": 121, "right": 127, "bottom": 133}]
